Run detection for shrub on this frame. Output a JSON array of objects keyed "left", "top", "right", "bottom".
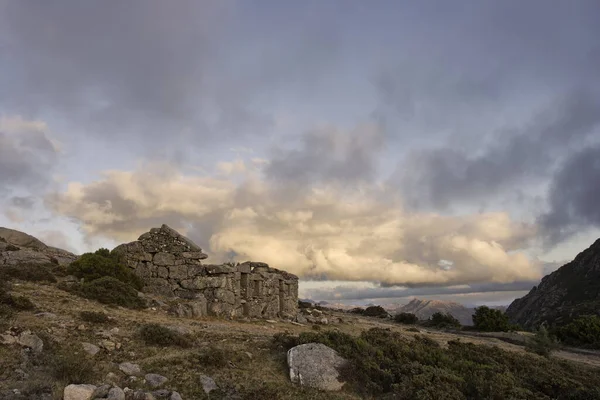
[
  {"left": 526, "top": 325, "right": 558, "bottom": 357},
  {"left": 195, "top": 347, "right": 228, "bottom": 368},
  {"left": 298, "top": 300, "right": 313, "bottom": 309},
  {"left": 272, "top": 327, "right": 600, "bottom": 398},
  {"left": 555, "top": 315, "right": 600, "bottom": 349},
  {"left": 71, "top": 276, "right": 145, "bottom": 309},
  {"left": 406, "top": 327, "right": 421, "bottom": 333},
  {"left": 0, "top": 263, "right": 57, "bottom": 283},
  {"left": 67, "top": 251, "right": 143, "bottom": 290},
  {"left": 427, "top": 312, "right": 461, "bottom": 329},
  {"left": 363, "top": 305, "right": 389, "bottom": 318},
  {"left": 0, "top": 290, "right": 35, "bottom": 311},
  {"left": 79, "top": 311, "right": 111, "bottom": 324},
  {"left": 394, "top": 312, "right": 419, "bottom": 324},
  {"left": 44, "top": 347, "right": 96, "bottom": 384},
  {"left": 472, "top": 306, "right": 512, "bottom": 332},
  {"left": 349, "top": 307, "right": 365, "bottom": 314},
  {"left": 139, "top": 324, "right": 193, "bottom": 348}
]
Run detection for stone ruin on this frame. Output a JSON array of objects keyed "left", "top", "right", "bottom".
[{"left": 112, "top": 224, "right": 299, "bottom": 320}]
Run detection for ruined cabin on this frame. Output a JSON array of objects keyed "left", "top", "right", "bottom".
[{"left": 112, "top": 224, "right": 299, "bottom": 319}]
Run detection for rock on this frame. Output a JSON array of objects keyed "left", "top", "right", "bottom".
[
  {"left": 0, "top": 334, "right": 17, "bottom": 345},
  {"left": 0, "top": 227, "right": 77, "bottom": 266},
  {"left": 92, "top": 384, "right": 111, "bottom": 398},
  {"left": 119, "top": 362, "right": 142, "bottom": 376},
  {"left": 107, "top": 387, "right": 126, "bottom": 400},
  {"left": 296, "top": 314, "right": 308, "bottom": 324},
  {"left": 170, "top": 392, "right": 183, "bottom": 400},
  {"left": 105, "top": 372, "right": 120, "bottom": 385},
  {"left": 144, "top": 373, "right": 168, "bottom": 388},
  {"left": 319, "top": 317, "right": 329, "bottom": 325},
  {"left": 63, "top": 384, "right": 97, "bottom": 400},
  {"left": 287, "top": 343, "right": 347, "bottom": 391},
  {"left": 151, "top": 389, "right": 170, "bottom": 398},
  {"left": 199, "top": 374, "right": 218, "bottom": 394},
  {"left": 35, "top": 312, "right": 57, "bottom": 319},
  {"left": 17, "top": 332, "right": 43, "bottom": 353},
  {"left": 265, "top": 319, "right": 277, "bottom": 324},
  {"left": 82, "top": 342, "right": 100, "bottom": 356},
  {"left": 101, "top": 340, "right": 117, "bottom": 351},
  {"left": 244, "top": 351, "right": 253, "bottom": 360}
]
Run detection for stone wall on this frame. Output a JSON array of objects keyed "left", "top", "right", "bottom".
[{"left": 112, "top": 224, "right": 298, "bottom": 319}]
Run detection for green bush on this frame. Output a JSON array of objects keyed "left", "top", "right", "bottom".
[
  {"left": 349, "top": 307, "right": 365, "bottom": 314},
  {"left": 79, "top": 311, "right": 111, "bottom": 324},
  {"left": 363, "top": 305, "right": 389, "bottom": 318},
  {"left": 67, "top": 251, "right": 143, "bottom": 290},
  {"left": 526, "top": 325, "right": 558, "bottom": 357},
  {"left": 272, "top": 327, "right": 600, "bottom": 398},
  {"left": 427, "top": 312, "right": 461, "bottom": 329},
  {"left": 139, "top": 324, "right": 193, "bottom": 348},
  {"left": 472, "top": 306, "right": 512, "bottom": 332},
  {"left": 394, "top": 312, "right": 419, "bottom": 324},
  {"left": 555, "top": 315, "right": 600, "bottom": 349},
  {"left": 0, "top": 263, "right": 57, "bottom": 283},
  {"left": 71, "top": 276, "right": 145, "bottom": 309}
]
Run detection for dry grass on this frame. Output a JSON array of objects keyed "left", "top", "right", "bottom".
[{"left": 2, "top": 282, "right": 600, "bottom": 399}]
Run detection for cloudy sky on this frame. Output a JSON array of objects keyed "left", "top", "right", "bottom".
[{"left": 1, "top": 0, "right": 599, "bottom": 307}]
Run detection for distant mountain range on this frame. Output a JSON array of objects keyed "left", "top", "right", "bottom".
[
  {"left": 507, "top": 237, "right": 600, "bottom": 329},
  {"left": 302, "top": 297, "right": 512, "bottom": 326}
]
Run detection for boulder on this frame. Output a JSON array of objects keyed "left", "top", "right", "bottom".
[
  {"left": 17, "top": 332, "right": 43, "bottom": 353},
  {"left": 287, "top": 343, "right": 347, "bottom": 391},
  {"left": 107, "top": 387, "right": 126, "bottom": 400},
  {"left": 145, "top": 373, "right": 168, "bottom": 388},
  {"left": 63, "top": 384, "right": 97, "bottom": 400},
  {"left": 82, "top": 342, "right": 100, "bottom": 356},
  {"left": 119, "top": 362, "right": 142, "bottom": 376},
  {"left": 199, "top": 374, "right": 218, "bottom": 394}
]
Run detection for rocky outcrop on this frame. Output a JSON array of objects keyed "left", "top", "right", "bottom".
[
  {"left": 287, "top": 343, "right": 347, "bottom": 391},
  {"left": 0, "top": 227, "right": 77, "bottom": 266},
  {"left": 506, "top": 238, "right": 600, "bottom": 329},
  {"left": 112, "top": 224, "right": 299, "bottom": 319}
]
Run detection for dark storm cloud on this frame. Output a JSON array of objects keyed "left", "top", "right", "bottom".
[
  {"left": 265, "top": 125, "right": 384, "bottom": 187},
  {"left": 539, "top": 145, "right": 600, "bottom": 244},
  {"left": 0, "top": 121, "right": 59, "bottom": 197},
  {"left": 396, "top": 92, "right": 600, "bottom": 210},
  {"left": 304, "top": 281, "right": 537, "bottom": 302}
]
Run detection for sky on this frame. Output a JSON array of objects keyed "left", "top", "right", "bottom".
[{"left": 1, "top": 0, "right": 600, "bottom": 307}]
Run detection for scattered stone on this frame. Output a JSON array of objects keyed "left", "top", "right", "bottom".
[
  {"left": 265, "top": 319, "right": 277, "bottom": 324},
  {"left": 244, "top": 351, "right": 253, "bottom": 360},
  {"left": 296, "top": 315, "right": 308, "bottom": 324},
  {"left": 0, "top": 334, "right": 17, "bottom": 345},
  {"left": 287, "top": 343, "right": 347, "bottom": 391},
  {"left": 151, "top": 389, "right": 170, "bottom": 398},
  {"left": 92, "top": 384, "right": 111, "bottom": 398},
  {"left": 63, "top": 384, "right": 97, "bottom": 400},
  {"left": 119, "top": 362, "right": 142, "bottom": 376},
  {"left": 78, "top": 324, "right": 87, "bottom": 331},
  {"left": 82, "top": 342, "right": 100, "bottom": 356},
  {"left": 101, "top": 340, "right": 117, "bottom": 351},
  {"left": 199, "top": 374, "right": 218, "bottom": 394},
  {"left": 110, "top": 327, "right": 120, "bottom": 335},
  {"left": 107, "top": 387, "right": 126, "bottom": 400},
  {"left": 145, "top": 373, "right": 168, "bottom": 388},
  {"left": 170, "top": 392, "right": 183, "bottom": 400},
  {"left": 35, "top": 312, "right": 57, "bottom": 318},
  {"left": 319, "top": 317, "right": 329, "bottom": 325},
  {"left": 17, "top": 332, "right": 43, "bottom": 353},
  {"left": 290, "top": 321, "right": 304, "bottom": 327},
  {"left": 105, "top": 372, "right": 120, "bottom": 385}
]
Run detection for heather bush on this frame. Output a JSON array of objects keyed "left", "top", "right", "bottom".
[
  {"left": 427, "top": 312, "right": 461, "bottom": 329},
  {"left": 394, "top": 312, "right": 419, "bottom": 324},
  {"left": 272, "top": 327, "right": 600, "bottom": 398},
  {"left": 69, "top": 276, "right": 145, "bottom": 309},
  {"left": 555, "top": 315, "right": 600, "bottom": 349},
  {"left": 362, "top": 305, "right": 389, "bottom": 318},
  {"left": 139, "top": 323, "right": 193, "bottom": 348},
  {"left": 67, "top": 249, "right": 143, "bottom": 290},
  {"left": 472, "top": 306, "right": 512, "bottom": 332}
]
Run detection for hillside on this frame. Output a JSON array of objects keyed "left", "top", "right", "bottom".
[
  {"left": 0, "top": 227, "right": 77, "bottom": 266},
  {"left": 396, "top": 298, "right": 475, "bottom": 326},
  {"left": 506, "top": 238, "right": 600, "bottom": 329}
]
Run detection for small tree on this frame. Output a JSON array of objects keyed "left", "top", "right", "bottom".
[
  {"left": 363, "top": 305, "right": 389, "bottom": 318},
  {"left": 428, "top": 312, "right": 461, "bottom": 329},
  {"left": 472, "top": 306, "right": 512, "bottom": 332},
  {"left": 526, "top": 325, "right": 558, "bottom": 357},
  {"left": 394, "top": 312, "right": 419, "bottom": 324}
]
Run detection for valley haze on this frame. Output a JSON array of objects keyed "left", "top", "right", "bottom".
[{"left": 1, "top": 0, "right": 600, "bottom": 309}]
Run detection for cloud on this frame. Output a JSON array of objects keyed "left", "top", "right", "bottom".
[
  {"left": 47, "top": 125, "right": 541, "bottom": 287},
  {"left": 0, "top": 115, "right": 60, "bottom": 198},
  {"left": 302, "top": 281, "right": 537, "bottom": 302},
  {"left": 394, "top": 91, "right": 600, "bottom": 211},
  {"left": 539, "top": 144, "right": 600, "bottom": 244}
]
